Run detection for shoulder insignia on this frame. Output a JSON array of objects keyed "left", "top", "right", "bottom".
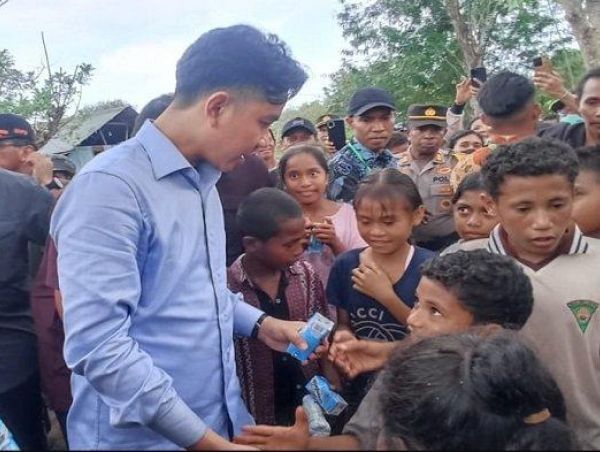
[{"left": 567, "top": 300, "right": 599, "bottom": 333}]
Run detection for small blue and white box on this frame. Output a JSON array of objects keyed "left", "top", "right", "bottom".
[{"left": 287, "top": 312, "right": 334, "bottom": 362}]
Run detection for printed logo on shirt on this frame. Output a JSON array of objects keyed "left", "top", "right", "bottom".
[
  {"left": 350, "top": 308, "right": 407, "bottom": 341},
  {"left": 567, "top": 300, "right": 599, "bottom": 334}
]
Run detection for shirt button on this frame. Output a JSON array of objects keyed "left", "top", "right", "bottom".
[{"left": 296, "top": 384, "right": 302, "bottom": 390}]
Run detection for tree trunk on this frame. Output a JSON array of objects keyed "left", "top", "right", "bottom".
[
  {"left": 443, "top": 0, "right": 484, "bottom": 70},
  {"left": 557, "top": 0, "right": 600, "bottom": 69}
]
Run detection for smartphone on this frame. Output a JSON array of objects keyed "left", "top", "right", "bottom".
[
  {"left": 470, "top": 67, "right": 487, "bottom": 87},
  {"left": 533, "top": 55, "right": 553, "bottom": 73},
  {"left": 327, "top": 119, "right": 347, "bottom": 151}
]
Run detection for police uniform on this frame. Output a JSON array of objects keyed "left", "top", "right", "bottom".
[{"left": 399, "top": 105, "right": 457, "bottom": 250}]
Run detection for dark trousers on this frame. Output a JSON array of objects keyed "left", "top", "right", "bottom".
[{"left": 0, "top": 372, "right": 48, "bottom": 451}]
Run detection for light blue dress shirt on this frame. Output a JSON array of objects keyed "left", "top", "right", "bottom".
[{"left": 50, "top": 121, "right": 263, "bottom": 450}]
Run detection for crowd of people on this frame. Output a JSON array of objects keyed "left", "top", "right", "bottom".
[{"left": 1, "top": 23, "right": 599, "bottom": 451}]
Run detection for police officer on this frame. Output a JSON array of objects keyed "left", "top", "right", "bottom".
[{"left": 398, "top": 104, "right": 457, "bottom": 251}]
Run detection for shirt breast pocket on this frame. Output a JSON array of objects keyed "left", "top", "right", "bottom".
[{"left": 429, "top": 184, "right": 453, "bottom": 214}]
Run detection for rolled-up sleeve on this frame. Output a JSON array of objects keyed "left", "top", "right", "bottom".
[{"left": 51, "top": 172, "right": 206, "bottom": 448}]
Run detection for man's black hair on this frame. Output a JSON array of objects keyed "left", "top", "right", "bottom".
[
  {"left": 237, "top": 187, "right": 303, "bottom": 241},
  {"left": 133, "top": 94, "right": 174, "bottom": 134},
  {"left": 175, "top": 25, "right": 307, "bottom": 106},
  {"left": 576, "top": 145, "right": 600, "bottom": 178},
  {"left": 422, "top": 250, "right": 533, "bottom": 329},
  {"left": 575, "top": 67, "right": 600, "bottom": 99},
  {"left": 380, "top": 331, "right": 573, "bottom": 450},
  {"left": 481, "top": 137, "right": 579, "bottom": 199},
  {"left": 478, "top": 71, "right": 535, "bottom": 119}
]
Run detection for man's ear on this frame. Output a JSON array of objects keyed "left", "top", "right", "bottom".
[
  {"left": 242, "top": 236, "right": 261, "bottom": 253},
  {"left": 204, "top": 91, "right": 232, "bottom": 127},
  {"left": 412, "top": 205, "right": 426, "bottom": 227}
]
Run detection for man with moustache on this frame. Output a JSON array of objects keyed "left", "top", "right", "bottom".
[
  {"left": 328, "top": 87, "right": 398, "bottom": 202},
  {"left": 398, "top": 104, "right": 457, "bottom": 251}
]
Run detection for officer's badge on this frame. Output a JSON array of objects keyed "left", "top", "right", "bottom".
[
  {"left": 425, "top": 107, "right": 437, "bottom": 117},
  {"left": 567, "top": 300, "right": 599, "bottom": 333}
]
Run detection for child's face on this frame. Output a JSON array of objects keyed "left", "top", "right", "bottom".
[
  {"left": 453, "top": 190, "right": 498, "bottom": 241},
  {"left": 256, "top": 217, "right": 308, "bottom": 269},
  {"left": 573, "top": 170, "right": 600, "bottom": 238},
  {"left": 355, "top": 197, "right": 422, "bottom": 255},
  {"left": 407, "top": 277, "right": 474, "bottom": 339},
  {"left": 283, "top": 153, "right": 328, "bottom": 205},
  {"left": 494, "top": 175, "right": 573, "bottom": 263}
]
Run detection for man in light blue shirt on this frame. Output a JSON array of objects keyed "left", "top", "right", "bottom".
[{"left": 50, "top": 25, "right": 309, "bottom": 450}]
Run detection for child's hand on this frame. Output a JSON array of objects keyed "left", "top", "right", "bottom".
[
  {"left": 234, "top": 407, "right": 310, "bottom": 450},
  {"left": 352, "top": 261, "right": 396, "bottom": 306},
  {"left": 312, "top": 217, "right": 345, "bottom": 254},
  {"left": 331, "top": 337, "right": 396, "bottom": 379}
]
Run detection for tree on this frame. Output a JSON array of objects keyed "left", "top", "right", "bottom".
[
  {"left": 326, "top": 0, "right": 575, "bottom": 121},
  {"left": 0, "top": 48, "right": 93, "bottom": 145},
  {"left": 555, "top": 0, "right": 600, "bottom": 68}
]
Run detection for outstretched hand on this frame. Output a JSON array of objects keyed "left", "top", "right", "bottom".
[
  {"left": 234, "top": 406, "right": 310, "bottom": 450},
  {"left": 329, "top": 331, "right": 396, "bottom": 379}
]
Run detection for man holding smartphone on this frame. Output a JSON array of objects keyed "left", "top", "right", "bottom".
[
  {"left": 328, "top": 87, "right": 398, "bottom": 203},
  {"left": 315, "top": 114, "right": 340, "bottom": 157}
]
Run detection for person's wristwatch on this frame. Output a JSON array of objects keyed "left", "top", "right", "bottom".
[
  {"left": 45, "top": 177, "right": 64, "bottom": 191},
  {"left": 251, "top": 313, "right": 269, "bottom": 339}
]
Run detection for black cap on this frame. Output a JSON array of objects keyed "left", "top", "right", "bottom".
[
  {"left": 348, "top": 87, "right": 397, "bottom": 116},
  {"left": 281, "top": 117, "right": 317, "bottom": 139},
  {"left": 315, "top": 114, "right": 341, "bottom": 128},
  {"left": 0, "top": 113, "right": 35, "bottom": 144},
  {"left": 51, "top": 154, "right": 77, "bottom": 175},
  {"left": 407, "top": 104, "right": 447, "bottom": 128}
]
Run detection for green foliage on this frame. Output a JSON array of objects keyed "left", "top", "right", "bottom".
[
  {"left": 0, "top": 48, "right": 94, "bottom": 144},
  {"left": 326, "top": 0, "right": 577, "bottom": 122}
]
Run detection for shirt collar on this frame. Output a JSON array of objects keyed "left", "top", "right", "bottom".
[
  {"left": 136, "top": 120, "right": 222, "bottom": 192},
  {"left": 231, "top": 254, "right": 302, "bottom": 288},
  {"left": 353, "top": 139, "right": 392, "bottom": 161},
  {"left": 402, "top": 148, "right": 446, "bottom": 164},
  {"left": 136, "top": 120, "right": 192, "bottom": 180},
  {"left": 487, "top": 224, "right": 589, "bottom": 269}
]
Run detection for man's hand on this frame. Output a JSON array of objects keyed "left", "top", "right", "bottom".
[
  {"left": 454, "top": 77, "right": 478, "bottom": 105},
  {"left": 351, "top": 261, "right": 395, "bottom": 307},
  {"left": 533, "top": 70, "right": 569, "bottom": 99},
  {"left": 188, "top": 429, "right": 257, "bottom": 451},
  {"left": 329, "top": 335, "right": 396, "bottom": 379},
  {"left": 257, "top": 316, "right": 307, "bottom": 354},
  {"left": 27, "top": 152, "right": 53, "bottom": 186},
  {"left": 322, "top": 140, "right": 337, "bottom": 156},
  {"left": 234, "top": 406, "right": 310, "bottom": 450}
]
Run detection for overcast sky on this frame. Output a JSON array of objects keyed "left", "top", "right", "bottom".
[{"left": 0, "top": 0, "right": 347, "bottom": 110}]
